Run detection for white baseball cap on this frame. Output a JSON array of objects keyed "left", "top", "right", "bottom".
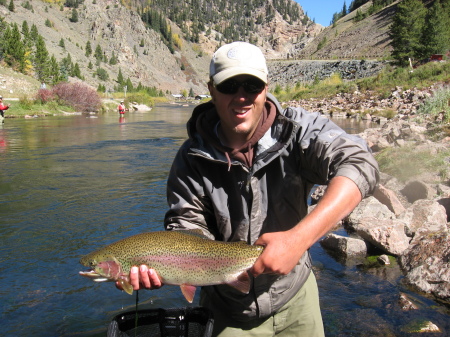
[{"left": 210, "top": 42, "right": 268, "bottom": 85}]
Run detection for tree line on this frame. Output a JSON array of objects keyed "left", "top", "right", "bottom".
[{"left": 390, "top": 0, "right": 450, "bottom": 66}]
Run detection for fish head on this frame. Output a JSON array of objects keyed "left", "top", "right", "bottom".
[{"left": 79, "top": 253, "right": 123, "bottom": 282}]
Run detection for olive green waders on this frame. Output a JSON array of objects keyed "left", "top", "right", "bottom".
[{"left": 201, "top": 272, "right": 325, "bottom": 337}]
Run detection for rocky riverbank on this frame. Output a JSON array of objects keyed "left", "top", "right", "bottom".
[
  {"left": 287, "top": 86, "right": 436, "bottom": 121},
  {"left": 302, "top": 88, "right": 450, "bottom": 314}
]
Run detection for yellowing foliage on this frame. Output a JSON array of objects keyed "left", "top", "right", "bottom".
[{"left": 172, "top": 34, "right": 182, "bottom": 49}]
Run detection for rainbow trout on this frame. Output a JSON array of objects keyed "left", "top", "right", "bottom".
[{"left": 79, "top": 230, "right": 264, "bottom": 303}]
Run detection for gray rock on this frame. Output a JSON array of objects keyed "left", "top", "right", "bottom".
[
  {"left": 399, "top": 230, "right": 450, "bottom": 304},
  {"left": 320, "top": 233, "right": 367, "bottom": 257},
  {"left": 398, "top": 199, "right": 448, "bottom": 237},
  {"left": 345, "top": 196, "right": 395, "bottom": 230},
  {"left": 373, "top": 184, "right": 406, "bottom": 216},
  {"left": 351, "top": 217, "right": 410, "bottom": 256}
]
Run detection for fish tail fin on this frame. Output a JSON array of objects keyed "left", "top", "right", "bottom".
[
  {"left": 228, "top": 271, "right": 251, "bottom": 294},
  {"left": 180, "top": 284, "right": 196, "bottom": 303}
]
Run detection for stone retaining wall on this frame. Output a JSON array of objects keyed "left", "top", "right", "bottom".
[{"left": 268, "top": 60, "right": 388, "bottom": 86}]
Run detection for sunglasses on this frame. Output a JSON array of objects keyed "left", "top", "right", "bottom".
[{"left": 214, "top": 77, "right": 266, "bottom": 95}]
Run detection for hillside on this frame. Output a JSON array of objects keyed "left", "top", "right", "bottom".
[
  {"left": 0, "top": 0, "right": 405, "bottom": 98},
  {"left": 294, "top": 0, "right": 398, "bottom": 59},
  {"left": 0, "top": 0, "right": 323, "bottom": 96}
]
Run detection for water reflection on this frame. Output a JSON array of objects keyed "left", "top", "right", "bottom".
[{"left": 0, "top": 104, "right": 448, "bottom": 337}]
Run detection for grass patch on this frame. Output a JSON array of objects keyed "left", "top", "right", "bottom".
[
  {"left": 417, "top": 86, "right": 450, "bottom": 121},
  {"left": 375, "top": 145, "right": 450, "bottom": 183}
]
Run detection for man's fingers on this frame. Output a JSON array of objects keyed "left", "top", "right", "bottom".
[
  {"left": 148, "top": 269, "right": 162, "bottom": 288},
  {"left": 130, "top": 266, "right": 142, "bottom": 290},
  {"left": 115, "top": 265, "right": 162, "bottom": 291}
]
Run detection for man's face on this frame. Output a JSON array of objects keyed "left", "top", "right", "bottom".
[{"left": 209, "top": 75, "right": 267, "bottom": 146}]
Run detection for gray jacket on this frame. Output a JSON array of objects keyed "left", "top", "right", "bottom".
[{"left": 164, "top": 94, "right": 379, "bottom": 321}]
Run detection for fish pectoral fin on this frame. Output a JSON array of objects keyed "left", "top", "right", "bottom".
[
  {"left": 228, "top": 271, "right": 251, "bottom": 294},
  {"left": 118, "top": 279, "right": 134, "bottom": 295},
  {"left": 180, "top": 284, "right": 196, "bottom": 303}
]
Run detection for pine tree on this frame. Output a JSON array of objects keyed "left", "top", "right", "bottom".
[
  {"left": 71, "top": 62, "right": 82, "bottom": 78},
  {"left": 125, "top": 77, "right": 133, "bottom": 92},
  {"left": 4, "top": 24, "right": 26, "bottom": 72},
  {"left": 439, "top": 0, "right": 450, "bottom": 52},
  {"left": 94, "top": 44, "right": 102, "bottom": 61},
  {"left": 8, "top": 0, "right": 14, "bottom": 12},
  {"left": 21, "top": 20, "right": 29, "bottom": 38},
  {"left": 49, "top": 55, "right": 61, "bottom": 84},
  {"left": 30, "top": 24, "right": 39, "bottom": 40},
  {"left": 85, "top": 41, "right": 92, "bottom": 57},
  {"left": 419, "top": 1, "right": 449, "bottom": 58},
  {"left": 70, "top": 8, "right": 78, "bottom": 23},
  {"left": 117, "top": 68, "right": 124, "bottom": 86},
  {"left": 109, "top": 51, "right": 118, "bottom": 65},
  {"left": 389, "top": 0, "right": 426, "bottom": 66},
  {"left": 34, "top": 35, "right": 50, "bottom": 82}
]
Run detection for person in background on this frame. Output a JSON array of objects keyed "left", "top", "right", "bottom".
[
  {"left": 119, "top": 41, "right": 379, "bottom": 336},
  {"left": 118, "top": 101, "right": 127, "bottom": 115},
  {"left": 0, "top": 96, "right": 10, "bottom": 122}
]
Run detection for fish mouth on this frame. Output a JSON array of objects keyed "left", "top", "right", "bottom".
[{"left": 79, "top": 270, "right": 109, "bottom": 282}]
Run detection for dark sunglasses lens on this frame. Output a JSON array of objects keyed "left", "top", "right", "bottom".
[
  {"left": 215, "top": 79, "right": 240, "bottom": 94},
  {"left": 242, "top": 79, "right": 265, "bottom": 93},
  {"left": 215, "top": 78, "right": 265, "bottom": 94}
]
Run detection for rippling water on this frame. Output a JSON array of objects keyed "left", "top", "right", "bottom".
[{"left": 0, "top": 104, "right": 448, "bottom": 336}]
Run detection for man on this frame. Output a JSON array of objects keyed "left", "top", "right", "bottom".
[
  {"left": 0, "top": 96, "right": 10, "bottom": 122},
  {"left": 121, "top": 42, "right": 379, "bottom": 336},
  {"left": 118, "top": 101, "right": 127, "bottom": 115}
]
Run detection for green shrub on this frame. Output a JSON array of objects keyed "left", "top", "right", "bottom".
[
  {"left": 417, "top": 86, "right": 450, "bottom": 121},
  {"left": 125, "top": 91, "right": 155, "bottom": 107}
]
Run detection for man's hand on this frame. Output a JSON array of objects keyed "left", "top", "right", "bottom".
[
  {"left": 251, "top": 229, "right": 305, "bottom": 277},
  {"left": 250, "top": 176, "right": 362, "bottom": 278},
  {"left": 115, "top": 265, "right": 163, "bottom": 291}
]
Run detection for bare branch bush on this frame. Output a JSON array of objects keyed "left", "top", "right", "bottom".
[{"left": 52, "top": 82, "right": 102, "bottom": 112}]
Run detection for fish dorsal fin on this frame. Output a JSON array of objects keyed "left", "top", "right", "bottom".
[
  {"left": 180, "top": 284, "right": 196, "bottom": 303},
  {"left": 183, "top": 229, "right": 210, "bottom": 239},
  {"left": 227, "top": 271, "right": 251, "bottom": 294}
]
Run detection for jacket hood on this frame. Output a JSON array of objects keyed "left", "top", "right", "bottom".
[{"left": 187, "top": 94, "right": 278, "bottom": 168}]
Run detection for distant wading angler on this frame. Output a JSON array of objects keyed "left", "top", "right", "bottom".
[
  {"left": 108, "top": 41, "right": 379, "bottom": 336},
  {"left": 117, "top": 101, "right": 127, "bottom": 115},
  {"left": 0, "top": 96, "right": 10, "bottom": 122}
]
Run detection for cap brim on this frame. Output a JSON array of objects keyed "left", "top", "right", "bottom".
[{"left": 213, "top": 67, "right": 268, "bottom": 85}]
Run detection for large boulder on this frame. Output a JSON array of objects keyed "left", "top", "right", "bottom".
[
  {"left": 399, "top": 230, "right": 450, "bottom": 304},
  {"left": 350, "top": 217, "right": 410, "bottom": 256},
  {"left": 345, "top": 196, "right": 395, "bottom": 229},
  {"left": 398, "top": 199, "right": 448, "bottom": 237}
]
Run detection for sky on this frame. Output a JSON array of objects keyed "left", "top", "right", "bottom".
[{"left": 295, "top": 0, "right": 346, "bottom": 27}]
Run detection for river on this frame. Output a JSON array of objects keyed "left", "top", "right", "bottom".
[{"left": 0, "top": 103, "right": 448, "bottom": 336}]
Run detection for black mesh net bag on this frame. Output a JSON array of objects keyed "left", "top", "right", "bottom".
[{"left": 107, "top": 307, "right": 214, "bottom": 337}]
